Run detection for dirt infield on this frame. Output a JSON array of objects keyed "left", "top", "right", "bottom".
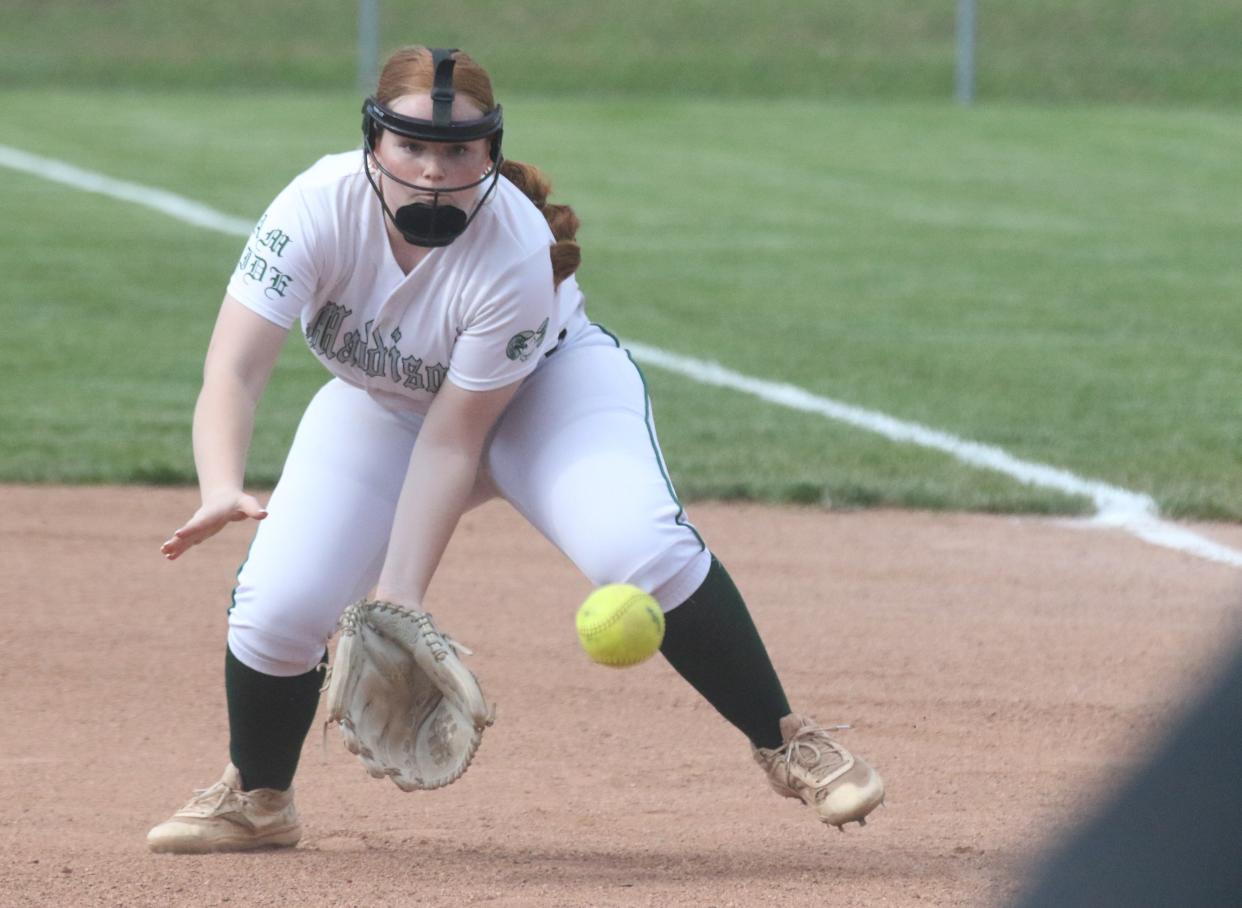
[{"left": 2, "top": 485, "right": 1239, "bottom": 907}]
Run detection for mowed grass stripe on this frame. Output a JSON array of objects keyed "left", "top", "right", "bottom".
[
  {"left": 1, "top": 91, "right": 1238, "bottom": 522},
  {"left": 0, "top": 135, "right": 1087, "bottom": 515},
  {"left": 10, "top": 144, "right": 1242, "bottom": 570}
]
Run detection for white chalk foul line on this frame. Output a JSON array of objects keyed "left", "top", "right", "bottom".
[
  {"left": 0, "top": 144, "right": 254, "bottom": 236},
  {"left": 5, "top": 143, "right": 1239, "bottom": 569},
  {"left": 628, "top": 344, "right": 1242, "bottom": 569}
]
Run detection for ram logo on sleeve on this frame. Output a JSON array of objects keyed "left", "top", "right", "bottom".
[{"left": 505, "top": 317, "right": 549, "bottom": 362}]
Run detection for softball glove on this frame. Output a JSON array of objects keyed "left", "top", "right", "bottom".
[{"left": 325, "top": 599, "right": 493, "bottom": 791}]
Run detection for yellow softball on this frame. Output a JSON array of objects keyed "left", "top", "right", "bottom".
[{"left": 575, "top": 584, "right": 665, "bottom": 667}]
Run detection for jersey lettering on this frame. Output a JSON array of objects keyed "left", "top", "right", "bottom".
[
  {"left": 265, "top": 267, "right": 292, "bottom": 299},
  {"left": 236, "top": 217, "right": 297, "bottom": 297},
  {"left": 424, "top": 363, "right": 448, "bottom": 394},
  {"left": 305, "top": 302, "right": 449, "bottom": 395},
  {"left": 306, "top": 301, "right": 352, "bottom": 354},
  {"left": 401, "top": 355, "right": 424, "bottom": 389},
  {"left": 259, "top": 229, "right": 293, "bottom": 257}
]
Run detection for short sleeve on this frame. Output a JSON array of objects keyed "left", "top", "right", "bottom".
[
  {"left": 225, "top": 180, "right": 321, "bottom": 329},
  {"left": 448, "top": 246, "right": 557, "bottom": 391}
]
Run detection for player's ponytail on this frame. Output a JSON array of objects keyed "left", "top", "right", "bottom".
[{"left": 500, "top": 160, "right": 581, "bottom": 290}]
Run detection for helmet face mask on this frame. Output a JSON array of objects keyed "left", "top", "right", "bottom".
[{"left": 361, "top": 49, "right": 504, "bottom": 248}]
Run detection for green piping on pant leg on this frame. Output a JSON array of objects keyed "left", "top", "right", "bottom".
[
  {"left": 228, "top": 537, "right": 258, "bottom": 615},
  {"left": 591, "top": 323, "right": 705, "bottom": 552},
  {"left": 592, "top": 322, "right": 621, "bottom": 347},
  {"left": 627, "top": 348, "right": 706, "bottom": 551}
]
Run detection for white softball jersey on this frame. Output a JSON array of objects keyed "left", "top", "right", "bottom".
[
  {"left": 226, "top": 151, "right": 589, "bottom": 410},
  {"left": 224, "top": 152, "right": 710, "bottom": 676}
]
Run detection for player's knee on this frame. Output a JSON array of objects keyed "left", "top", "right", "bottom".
[
  {"left": 228, "top": 583, "right": 340, "bottom": 676},
  {"left": 227, "top": 622, "right": 325, "bottom": 677},
  {"left": 593, "top": 540, "right": 712, "bottom": 613}
]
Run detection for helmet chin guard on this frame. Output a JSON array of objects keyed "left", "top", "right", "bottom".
[
  {"left": 392, "top": 201, "right": 468, "bottom": 246},
  {"left": 361, "top": 48, "right": 504, "bottom": 248}
]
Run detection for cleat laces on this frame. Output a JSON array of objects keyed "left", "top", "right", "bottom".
[
  {"left": 783, "top": 723, "right": 852, "bottom": 789},
  {"left": 179, "top": 781, "right": 250, "bottom": 819}
]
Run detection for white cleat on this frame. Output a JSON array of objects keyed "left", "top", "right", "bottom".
[
  {"left": 753, "top": 714, "right": 885, "bottom": 830},
  {"left": 147, "top": 765, "right": 301, "bottom": 854}
]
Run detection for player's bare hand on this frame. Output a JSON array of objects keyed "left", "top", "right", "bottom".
[{"left": 160, "top": 493, "right": 268, "bottom": 560}]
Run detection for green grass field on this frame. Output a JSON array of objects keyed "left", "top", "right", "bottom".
[{"left": 2, "top": 88, "right": 1239, "bottom": 518}]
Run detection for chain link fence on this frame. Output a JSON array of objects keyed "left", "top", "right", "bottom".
[{"left": 2, "top": 0, "right": 1238, "bottom": 106}]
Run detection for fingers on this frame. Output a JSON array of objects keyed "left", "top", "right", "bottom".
[
  {"left": 159, "top": 534, "right": 192, "bottom": 561},
  {"left": 160, "top": 519, "right": 211, "bottom": 560},
  {"left": 160, "top": 497, "right": 268, "bottom": 560}
]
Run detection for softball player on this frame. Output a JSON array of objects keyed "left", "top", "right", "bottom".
[{"left": 147, "top": 46, "right": 883, "bottom": 854}]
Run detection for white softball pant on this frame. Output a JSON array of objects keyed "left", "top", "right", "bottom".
[{"left": 227, "top": 325, "right": 711, "bottom": 676}]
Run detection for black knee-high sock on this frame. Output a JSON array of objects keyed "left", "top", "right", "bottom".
[
  {"left": 225, "top": 646, "right": 325, "bottom": 791},
  {"left": 660, "top": 556, "right": 790, "bottom": 750}
]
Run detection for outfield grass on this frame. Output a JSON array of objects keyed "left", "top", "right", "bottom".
[
  {"left": 3, "top": 0, "right": 1240, "bottom": 106},
  {"left": 1, "top": 90, "right": 1238, "bottom": 518}
]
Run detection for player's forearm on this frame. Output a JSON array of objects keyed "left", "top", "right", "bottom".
[
  {"left": 375, "top": 437, "right": 481, "bottom": 606},
  {"left": 191, "top": 375, "right": 261, "bottom": 501}
]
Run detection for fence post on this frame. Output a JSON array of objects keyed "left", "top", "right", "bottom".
[
  {"left": 955, "top": 0, "right": 976, "bottom": 105},
  {"left": 358, "top": 0, "right": 380, "bottom": 94}
]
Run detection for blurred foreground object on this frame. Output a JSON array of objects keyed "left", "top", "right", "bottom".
[{"left": 1011, "top": 631, "right": 1242, "bottom": 907}]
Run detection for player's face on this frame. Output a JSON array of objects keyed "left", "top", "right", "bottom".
[{"left": 372, "top": 93, "right": 494, "bottom": 208}]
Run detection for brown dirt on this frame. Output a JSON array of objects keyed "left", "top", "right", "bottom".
[{"left": 2, "top": 484, "right": 1239, "bottom": 907}]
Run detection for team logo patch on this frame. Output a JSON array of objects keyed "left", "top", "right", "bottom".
[{"left": 505, "top": 318, "right": 549, "bottom": 362}]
